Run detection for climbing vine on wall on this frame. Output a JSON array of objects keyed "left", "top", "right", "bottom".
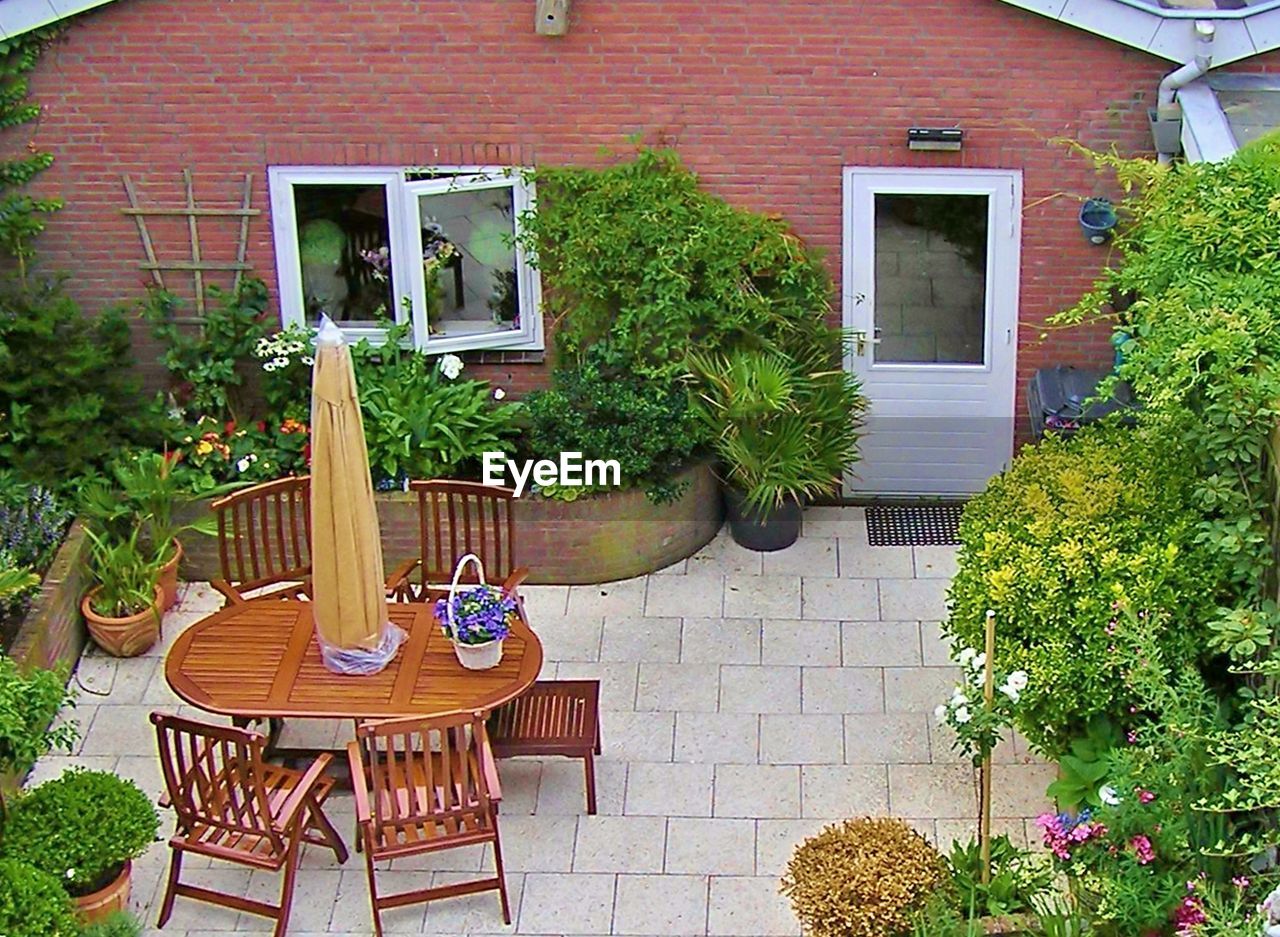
[{"left": 0, "top": 28, "right": 61, "bottom": 279}]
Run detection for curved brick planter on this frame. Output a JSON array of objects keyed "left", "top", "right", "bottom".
[
  {"left": 178, "top": 462, "right": 724, "bottom": 586},
  {"left": 7, "top": 520, "right": 92, "bottom": 672}
]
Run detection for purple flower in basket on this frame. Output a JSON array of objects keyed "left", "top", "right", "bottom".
[{"left": 434, "top": 585, "right": 518, "bottom": 646}]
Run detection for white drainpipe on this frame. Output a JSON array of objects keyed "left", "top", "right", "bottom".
[{"left": 1156, "top": 20, "right": 1216, "bottom": 164}]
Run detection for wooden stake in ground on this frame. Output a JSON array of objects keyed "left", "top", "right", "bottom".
[{"left": 979, "top": 608, "right": 996, "bottom": 886}]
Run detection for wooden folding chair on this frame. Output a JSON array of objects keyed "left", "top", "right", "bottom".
[
  {"left": 347, "top": 710, "right": 511, "bottom": 935},
  {"left": 151, "top": 712, "right": 348, "bottom": 937},
  {"left": 488, "top": 680, "right": 602, "bottom": 814},
  {"left": 385, "top": 480, "right": 529, "bottom": 603},
  {"left": 210, "top": 475, "right": 313, "bottom": 605}
]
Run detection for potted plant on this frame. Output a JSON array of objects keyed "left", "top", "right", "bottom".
[
  {"left": 2, "top": 769, "right": 159, "bottom": 924},
  {"left": 80, "top": 526, "right": 164, "bottom": 658},
  {"left": 0, "top": 858, "right": 80, "bottom": 937},
  {"left": 80, "top": 450, "right": 228, "bottom": 611},
  {"left": 688, "top": 348, "right": 865, "bottom": 551},
  {"left": 433, "top": 555, "right": 519, "bottom": 670}
]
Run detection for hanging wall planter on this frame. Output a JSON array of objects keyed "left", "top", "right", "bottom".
[{"left": 1079, "top": 198, "right": 1117, "bottom": 244}]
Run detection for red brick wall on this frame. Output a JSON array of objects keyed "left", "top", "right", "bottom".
[{"left": 12, "top": 0, "right": 1275, "bottom": 438}]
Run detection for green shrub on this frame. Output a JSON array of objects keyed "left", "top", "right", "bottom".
[
  {"left": 1054, "top": 135, "right": 1280, "bottom": 597},
  {"left": 945, "top": 424, "right": 1228, "bottom": 754},
  {"left": 79, "top": 910, "right": 143, "bottom": 937},
  {"left": 0, "top": 279, "right": 148, "bottom": 487},
  {"left": 351, "top": 323, "right": 520, "bottom": 487},
  {"left": 142, "top": 279, "right": 273, "bottom": 426},
  {"left": 0, "top": 859, "right": 78, "bottom": 937},
  {"left": 522, "top": 343, "right": 704, "bottom": 502},
  {"left": 4, "top": 769, "right": 159, "bottom": 896},
  {"left": 518, "top": 148, "right": 843, "bottom": 379},
  {"left": 0, "top": 656, "right": 75, "bottom": 783},
  {"left": 945, "top": 835, "right": 1053, "bottom": 918}
]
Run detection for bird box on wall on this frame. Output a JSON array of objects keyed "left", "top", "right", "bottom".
[{"left": 535, "top": 0, "right": 570, "bottom": 35}]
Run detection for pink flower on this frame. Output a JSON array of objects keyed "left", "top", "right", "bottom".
[
  {"left": 1232, "top": 875, "right": 1250, "bottom": 889},
  {"left": 1174, "top": 895, "right": 1206, "bottom": 935},
  {"left": 1127, "top": 730, "right": 1139, "bottom": 744},
  {"left": 1130, "top": 835, "right": 1155, "bottom": 865},
  {"left": 1137, "top": 788, "right": 1156, "bottom": 803}
]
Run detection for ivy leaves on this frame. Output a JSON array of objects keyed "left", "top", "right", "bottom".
[{"left": 516, "top": 148, "right": 841, "bottom": 380}]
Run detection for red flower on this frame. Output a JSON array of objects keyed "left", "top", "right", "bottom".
[
  {"left": 302, "top": 442, "right": 312, "bottom": 465},
  {"left": 224, "top": 420, "right": 237, "bottom": 436},
  {"left": 256, "top": 420, "right": 267, "bottom": 433}
]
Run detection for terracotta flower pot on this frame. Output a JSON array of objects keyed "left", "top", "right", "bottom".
[
  {"left": 82, "top": 587, "right": 163, "bottom": 657},
  {"left": 73, "top": 860, "right": 131, "bottom": 925},
  {"left": 157, "top": 539, "right": 183, "bottom": 611}
]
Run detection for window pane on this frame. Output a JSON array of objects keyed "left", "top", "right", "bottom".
[
  {"left": 417, "top": 186, "right": 520, "bottom": 339},
  {"left": 873, "top": 193, "right": 988, "bottom": 365},
  {"left": 293, "top": 183, "right": 395, "bottom": 327}
]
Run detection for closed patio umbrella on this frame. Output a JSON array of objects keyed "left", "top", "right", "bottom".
[{"left": 310, "top": 316, "right": 404, "bottom": 674}]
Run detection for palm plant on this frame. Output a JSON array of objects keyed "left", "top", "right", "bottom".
[
  {"left": 79, "top": 450, "right": 224, "bottom": 565},
  {"left": 687, "top": 347, "right": 865, "bottom": 513}
]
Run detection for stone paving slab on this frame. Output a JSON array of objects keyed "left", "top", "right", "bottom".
[{"left": 33, "top": 510, "right": 1051, "bottom": 936}]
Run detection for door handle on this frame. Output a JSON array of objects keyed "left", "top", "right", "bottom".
[{"left": 854, "top": 330, "right": 882, "bottom": 356}]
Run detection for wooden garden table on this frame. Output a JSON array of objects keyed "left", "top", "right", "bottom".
[{"left": 164, "top": 599, "right": 543, "bottom": 728}]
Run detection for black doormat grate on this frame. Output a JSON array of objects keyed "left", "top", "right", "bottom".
[{"left": 866, "top": 505, "right": 964, "bottom": 546}]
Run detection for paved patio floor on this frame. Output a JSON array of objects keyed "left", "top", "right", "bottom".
[{"left": 31, "top": 506, "right": 1051, "bottom": 936}]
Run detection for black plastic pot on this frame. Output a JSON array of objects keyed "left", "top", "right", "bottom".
[{"left": 724, "top": 488, "right": 802, "bottom": 552}]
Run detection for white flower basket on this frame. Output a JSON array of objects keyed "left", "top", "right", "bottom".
[
  {"left": 453, "top": 638, "right": 504, "bottom": 671},
  {"left": 444, "top": 553, "right": 505, "bottom": 671}
]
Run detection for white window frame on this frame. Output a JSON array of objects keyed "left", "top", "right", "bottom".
[{"left": 268, "top": 165, "right": 544, "bottom": 353}]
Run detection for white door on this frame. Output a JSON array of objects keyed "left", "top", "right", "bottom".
[{"left": 842, "top": 168, "right": 1021, "bottom": 497}]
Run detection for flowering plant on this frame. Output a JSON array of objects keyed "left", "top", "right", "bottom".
[
  {"left": 422, "top": 232, "right": 456, "bottom": 276},
  {"left": 166, "top": 416, "right": 309, "bottom": 492},
  {"left": 254, "top": 323, "right": 316, "bottom": 419},
  {"left": 434, "top": 585, "right": 518, "bottom": 646},
  {"left": 934, "top": 644, "right": 1028, "bottom": 767}
]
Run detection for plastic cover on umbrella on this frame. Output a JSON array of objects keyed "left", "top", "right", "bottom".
[{"left": 309, "top": 316, "right": 405, "bottom": 674}]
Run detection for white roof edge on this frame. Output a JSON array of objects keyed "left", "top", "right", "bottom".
[
  {"left": 0, "top": 0, "right": 117, "bottom": 40},
  {"left": 995, "top": 0, "right": 1280, "bottom": 64}
]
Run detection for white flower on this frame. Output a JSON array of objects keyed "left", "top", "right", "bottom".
[
  {"left": 236, "top": 457, "right": 252, "bottom": 473},
  {"left": 999, "top": 683, "right": 1020, "bottom": 703},
  {"left": 1005, "top": 670, "right": 1029, "bottom": 692},
  {"left": 301, "top": 355, "right": 315, "bottom": 366},
  {"left": 64, "top": 868, "right": 74, "bottom": 879},
  {"left": 958, "top": 648, "right": 976, "bottom": 666},
  {"left": 439, "top": 354, "right": 464, "bottom": 380},
  {"left": 1261, "top": 886, "right": 1280, "bottom": 928},
  {"left": 953, "top": 706, "right": 972, "bottom": 724},
  {"left": 493, "top": 387, "right": 506, "bottom": 400},
  {"left": 950, "top": 688, "right": 968, "bottom": 706},
  {"left": 1098, "top": 784, "right": 1121, "bottom": 806},
  {"left": 972, "top": 669, "right": 986, "bottom": 688},
  {"left": 272, "top": 356, "right": 289, "bottom": 369},
  {"left": 262, "top": 360, "right": 278, "bottom": 373},
  {"left": 934, "top": 704, "right": 948, "bottom": 723},
  {"left": 970, "top": 652, "right": 987, "bottom": 672}
]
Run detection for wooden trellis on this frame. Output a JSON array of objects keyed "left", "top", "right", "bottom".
[{"left": 121, "top": 169, "right": 259, "bottom": 319}]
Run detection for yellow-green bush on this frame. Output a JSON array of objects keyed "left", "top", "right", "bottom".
[{"left": 945, "top": 424, "right": 1228, "bottom": 755}]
